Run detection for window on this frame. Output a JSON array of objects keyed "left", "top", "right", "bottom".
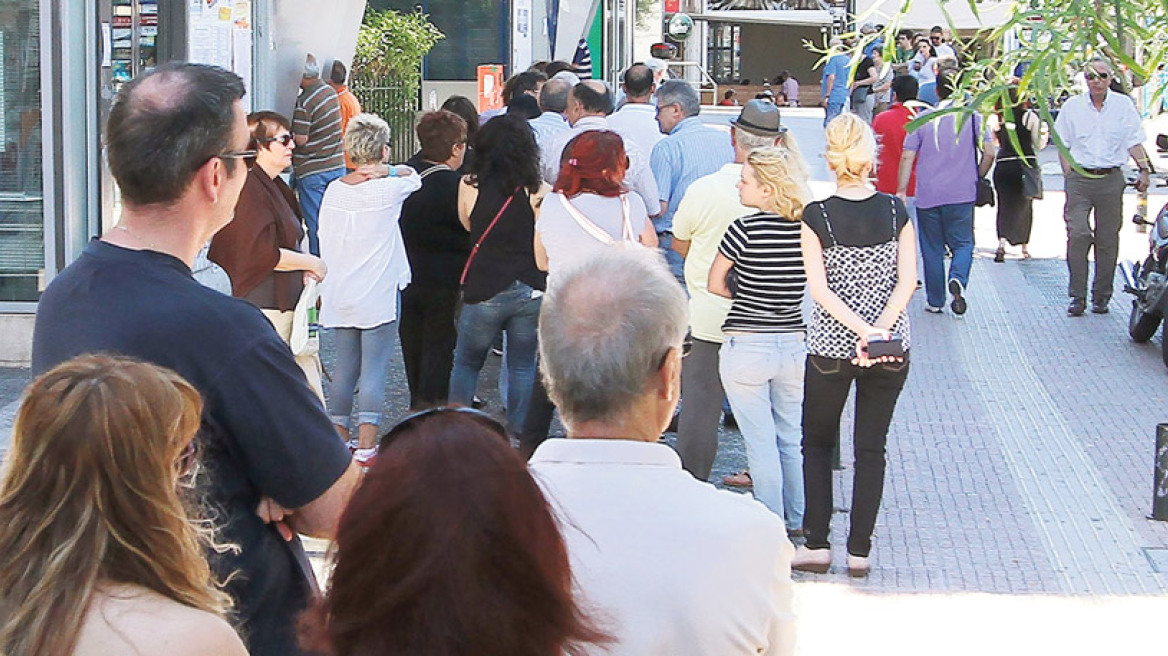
[
  {"left": 0, "top": 0, "right": 44, "bottom": 302},
  {"left": 708, "top": 24, "right": 741, "bottom": 84}
]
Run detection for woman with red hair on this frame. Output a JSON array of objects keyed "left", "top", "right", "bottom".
[
  {"left": 534, "top": 130, "right": 657, "bottom": 285},
  {"left": 301, "top": 409, "right": 609, "bottom": 656}
]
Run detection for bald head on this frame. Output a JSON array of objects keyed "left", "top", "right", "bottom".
[
  {"left": 538, "top": 248, "right": 687, "bottom": 427},
  {"left": 623, "top": 64, "right": 655, "bottom": 100},
  {"left": 539, "top": 77, "right": 572, "bottom": 113},
  {"left": 106, "top": 62, "right": 246, "bottom": 207},
  {"left": 573, "top": 80, "right": 613, "bottom": 115}
]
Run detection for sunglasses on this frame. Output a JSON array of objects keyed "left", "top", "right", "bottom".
[
  {"left": 263, "top": 133, "right": 295, "bottom": 147},
  {"left": 1085, "top": 71, "right": 1111, "bottom": 81},
  {"left": 379, "top": 406, "right": 511, "bottom": 450},
  {"left": 930, "top": 35, "right": 942, "bottom": 41},
  {"left": 216, "top": 149, "right": 257, "bottom": 161}
]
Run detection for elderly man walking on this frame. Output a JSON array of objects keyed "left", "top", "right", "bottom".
[
  {"left": 31, "top": 63, "right": 360, "bottom": 656},
  {"left": 530, "top": 247, "right": 796, "bottom": 656},
  {"left": 652, "top": 80, "right": 735, "bottom": 284},
  {"left": 1055, "top": 57, "right": 1152, "bottom": 316},
  {"left": 293, "top": 54, "right": 346, "bottom": 255},
  {"left": 672, "top": 100, "right": 790, "bottom": 481}
]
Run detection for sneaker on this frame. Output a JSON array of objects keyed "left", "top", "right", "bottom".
[
  {"left": 1067, "top": 298, "right": 1086, "bottom": 317},
  {"left": 948, "top": 279, "right": 967, "bottom": 315},
  {"left": 924, "top": 305, "right": 943, "bottom": 314},
  {"left": 791, "top": 545, "right": 831, "bottom": 574},
  {"left": 354, "top": 446, "right": 379, "bottom": 468},
  {"left": 846, "top": 554, "right": 871, "bottom": 578},
  {"left": 1091, "top": 300, "right": 1110, "bottom": 314}
]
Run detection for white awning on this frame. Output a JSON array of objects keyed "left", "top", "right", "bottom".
[{"left": 690, "top": 10, "right": 833, "bottom": 27}]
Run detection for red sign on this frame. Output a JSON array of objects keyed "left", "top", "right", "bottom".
[{"left": 664, "top": 0, "right": 680, "bottom": 13}]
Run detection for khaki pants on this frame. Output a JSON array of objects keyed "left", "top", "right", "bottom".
[{"left": 261, "top": 308, "right": 326, "bottom": 402}]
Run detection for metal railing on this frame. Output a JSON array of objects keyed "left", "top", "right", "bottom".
[{"left": 351, "top": 80, "right": 419, "bottom": 164}]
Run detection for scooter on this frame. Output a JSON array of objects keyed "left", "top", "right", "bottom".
[{"left": 1121, "top": 147, "right": 1168, "bottom": 366}]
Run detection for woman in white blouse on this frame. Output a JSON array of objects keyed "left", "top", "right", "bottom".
[{"left": 318, "top": 113, "right": 422, "bottom": 466}]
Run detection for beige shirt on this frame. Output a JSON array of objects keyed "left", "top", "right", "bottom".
[
  {"left": 74, "top": 583, "right": 246, "bottom": 656},
  {"left": 671, "top": 163, "right": 750, "bottom": 343}
]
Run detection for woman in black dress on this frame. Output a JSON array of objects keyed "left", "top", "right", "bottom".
[{"left": 992, "top": 88, "right": 1047, "bottom": 261}]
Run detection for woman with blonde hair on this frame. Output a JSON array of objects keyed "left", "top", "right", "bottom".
[
  {"left": 793, "top": 113, "right": 916, "bottom": 577},
  {"left": 0, "top": 354, "right": 245, "bottom": 656},
  {"left": 708, "top": 145, "right": 811, "bottom": 536}
]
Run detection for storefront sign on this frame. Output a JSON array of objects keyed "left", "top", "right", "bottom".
[{"left": 666, "top": 13, "right": 694, "bottom": 41}]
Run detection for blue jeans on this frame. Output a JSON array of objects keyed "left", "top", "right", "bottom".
[
  {"left": 657, "top": 232, "right": 686, "bottom": 288},
  {"left": 449, "top": 281, "right": 542, "bottom": 433},
  {"left": 824, "top": 101, "right": 845, "bottom": 126},
  {"left": 917, "top": 202, "right": 974, "bottom": 309},
  {"left": 719, "top": 332, "right": 807, "bottom": 530},
  {"left": 295, "top": 168, "right": 344, "bottom": 255},
  {"left": 326, "top": 321, "right": 397, "bottom": 429}
]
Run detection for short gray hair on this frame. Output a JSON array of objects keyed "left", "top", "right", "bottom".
[
  {"left": 656, "top": 80, "right": 700, "bottom": 117},
  {"left": 344, "top": 113, "right": 391, "bottom": 165},
  {"left": 538, "top": 248, "right": 688, "bottom": 428},
  {"left": 539, "top": 78, "right": 572, "bottom": 113},
  {"left": 733, "top": 127, "right": 778, "bottom": 152},
  {"left": 1085, "top": 56, "right": 1113, "bottom": 73}
]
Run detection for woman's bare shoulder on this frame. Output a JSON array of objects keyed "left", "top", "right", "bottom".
[{"left": 74, "top": 585, "right": 248, "bottom": 656}]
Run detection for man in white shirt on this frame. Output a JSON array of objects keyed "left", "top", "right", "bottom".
[
  {"left": 529, "top": 77, "right": 572, "bottom": 153},
  {"left": 1054, "top": 57, "right": 1152, "bottom": 316},
  {"left": 530, "top": 247, "right": 796, "bottom": 656},
  {"left": 607, "top": 63, "right": 664, "bottom": 156},
  {"left": 672, "top": 100, "right": 790, "bottom": 482},
  {"left": 928, "top": 26, "right": 958, "bottom": 61},
  {"left": 540, "top": 80, "right": 659, "bottom": 216}
]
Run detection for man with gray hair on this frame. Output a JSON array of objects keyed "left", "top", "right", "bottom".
[
  {"left": 293, "top": 53, "right": 345, "bottom": 255},
  {"left": 529, "top": 76, "right": 572, "bottom": 153},
  {"left": 530, "top": 247, "right": 796, "bottom": 655},
  {"left": 651, "top": 80, "right": 735, "bottom": 284}
]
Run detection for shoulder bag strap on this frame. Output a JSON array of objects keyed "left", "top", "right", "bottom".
[
  {"left": 560, "top": 194, "right": 618, "bottom": 246},
  {"left": 620, "top": 194, "right": 636, "bottom": 243},
  {"left": 460, "top": 186, "right": 520, "bottom": 286}
]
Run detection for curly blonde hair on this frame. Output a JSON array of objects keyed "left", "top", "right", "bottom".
[
  {"left": 823, "top": 113, "right": 877, "bottom": 186},
  {"left": 0, "top": 355, "right": 231, "bottom": 656},
  {"left": 746, "top": 142, "right": 811, "bottom": 221}
]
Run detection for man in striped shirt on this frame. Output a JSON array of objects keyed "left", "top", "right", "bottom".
[{"left": 293, "top": 54, "right": 345, "bottom": 255}]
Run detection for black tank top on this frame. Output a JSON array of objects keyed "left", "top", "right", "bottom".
[
  {"left": 995, "top": 108, "right": 1036, "bottom": 163},
  {"left": 463, "top": 184, "right": 547, "bottom": 304}
]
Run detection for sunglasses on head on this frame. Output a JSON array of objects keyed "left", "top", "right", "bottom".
[
  {"left": 379, "top": 406, "right": 510, "bottom": 450},
  {"left": 263, "top": 133, "right": 295, "bottom": 147},
  {"left": 1085, "top": 71, "right": 1111, "bottom": 81}
]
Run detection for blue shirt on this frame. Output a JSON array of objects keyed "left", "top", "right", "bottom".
[
  {"left": 822, "top": 54, "right": 851, "bottom": 104},
  {"left": 650, "top": 116, "right": 734, "bottom": 232}
]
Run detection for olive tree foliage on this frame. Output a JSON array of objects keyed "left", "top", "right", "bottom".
[
  {"left": 844, "top": 0, "right": 1168, "bottom": 162},
  {"left": 353, "top": 8, "right": 445, "bottom": 90}
]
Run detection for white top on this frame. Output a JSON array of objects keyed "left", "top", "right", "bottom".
[
  {"left": 1054, "top": 89, "right": 1146, "bottom": 169},
  {"left": 317, "top": 174, "right": 422, "bottom": 328},
  {"left": 530, "top": 438, "right": 796, "bottom": 656},
  {"left": 540, "top": 116, "right": 661, "bottom": 215},
  {"left": 910, "top": 55, "right": 937, "bottom": 86},
  {"left": 536, "top": 192, "right": 649, "bottom": 288},
  {"left": 934, "top": 42, "right": 957, "bottom": 61},
  {"left": 672, "top": 163, "right": 749, "bottom": 343},
  {"left": 607, "top": 102, "right": 665, "bottom": 157}
]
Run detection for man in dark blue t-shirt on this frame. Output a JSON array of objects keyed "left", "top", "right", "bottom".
[{"left": 32, "top": 63, "right": 359, "bottom": 656}]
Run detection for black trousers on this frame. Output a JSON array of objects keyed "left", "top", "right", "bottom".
[
  {"left": 398, "top": 285, "right": 460, "bottom": 409},
  {"left": 802, "top": 354, "right": 909, "bottom": 557}
]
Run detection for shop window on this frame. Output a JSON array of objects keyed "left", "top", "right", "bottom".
[
  {"left": 708, "top": 24, "right": 741, "bottom": 84},
  {"left": 0, "top": 0, "right": 43, "bottom": 302}
]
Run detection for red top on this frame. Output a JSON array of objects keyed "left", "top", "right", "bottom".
[{"left": 872, "top": 103, "right": 917, "bottom": 196}]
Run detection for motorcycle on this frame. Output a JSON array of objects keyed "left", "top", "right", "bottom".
[{"left": 1121, "top": 141, "right": 1168, "bottom": 366}]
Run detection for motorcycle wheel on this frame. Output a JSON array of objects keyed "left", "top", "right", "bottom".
[
  {"left": 1162, "top": 326, "right": 1168, "bottom": 368},
  {"left": 1130, "top": 300, "right": 1162, "bottom": 343}
]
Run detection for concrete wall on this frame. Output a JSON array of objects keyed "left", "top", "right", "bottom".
[
  {"left": 739, "top": 24, "right": 824, "bottom": 89},
  {"left": 0, "top": 315, "right": 34, "bottom": 367}
]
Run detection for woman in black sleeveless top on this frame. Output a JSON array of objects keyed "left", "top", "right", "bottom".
[
  {"left": 450, "top": 115, "right": 548, "bottom": 433},
  {"left": 992, "top": 88, "right": 1047, "bottom": 261}
]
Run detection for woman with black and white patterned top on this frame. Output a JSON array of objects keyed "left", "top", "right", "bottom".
[
  {"left": 708, "top": 145, "right": 809, "bottom": 536},
  {"left": 792, "top": 113, "right": 917, "bottom": 577}
]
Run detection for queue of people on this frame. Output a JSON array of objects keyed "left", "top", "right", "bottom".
[{"left": 1, "top": 34, "right": 1151, "bottom": 656}]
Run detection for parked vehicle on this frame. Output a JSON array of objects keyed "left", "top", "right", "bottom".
[{"left": 1122, "top": 169, "right": 1168, "bottom": 366}]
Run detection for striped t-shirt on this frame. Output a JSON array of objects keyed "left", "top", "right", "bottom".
[
  {"left": 292, "top": 79, "right": 346, "bottom": 178},
  {"left": 718, "top": 212, "right": 806, "bottom": 333}
]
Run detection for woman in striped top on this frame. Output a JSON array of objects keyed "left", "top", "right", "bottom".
[{"left": 708, "top": 145, "right": 810, "bottom": 535}]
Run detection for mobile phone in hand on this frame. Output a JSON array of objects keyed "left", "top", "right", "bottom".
[{"left": 866, "top": 335, "right": 905, "bottom": 358}]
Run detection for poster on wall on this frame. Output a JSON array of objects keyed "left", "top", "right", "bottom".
[
  {"left": 512, "top": 0, "right": 533, "bottom": 73},
  {"left": 188, "top": 0, "right": 252, "bottom": 107}
]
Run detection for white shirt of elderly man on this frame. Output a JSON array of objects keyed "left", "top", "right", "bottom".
[{"left": 529, "top": 247, "right": 796, "bottom": 656}]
